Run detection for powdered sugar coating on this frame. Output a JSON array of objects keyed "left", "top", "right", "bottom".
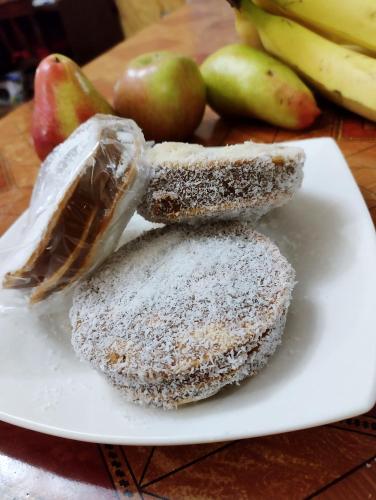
[
  {"left": 70, "top": 222, "right": 295, "bottom": 408},
  {"left": 138, "top": 141, "right": 305, "bottom": 224}
]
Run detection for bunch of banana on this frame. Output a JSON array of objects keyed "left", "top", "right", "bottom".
[
  {"left": 227, "top": 0, "right": 376, "bottom": 122},
  {"left": 254, "top": 0, "right": 376, "bottom": 53}
]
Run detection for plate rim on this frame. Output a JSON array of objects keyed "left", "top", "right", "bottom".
[{"left": 1, "top": 395, "right": 375, "bottom": 446}]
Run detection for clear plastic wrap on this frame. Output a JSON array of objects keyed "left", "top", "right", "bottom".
[{"left": 0, "top": 114, "right": 150, "bottom": 307}]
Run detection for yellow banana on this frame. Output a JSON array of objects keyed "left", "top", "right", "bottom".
[
  {"left": 251, "top": 0, "right": 374, "bottom": 55},
  {"left": 228, "top": 0, "right": 376, "bottom": 122},
  {"left": 254, "top": 0, "right": 376, "bottom": 54}
]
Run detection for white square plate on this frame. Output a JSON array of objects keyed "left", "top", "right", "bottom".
[{"left": 0, "top": 137, "right": 375, "bottom": 445}]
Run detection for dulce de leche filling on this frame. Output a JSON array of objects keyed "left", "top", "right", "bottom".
[{"left": 4, "top": 130, "right": 125, "bottom": 300}]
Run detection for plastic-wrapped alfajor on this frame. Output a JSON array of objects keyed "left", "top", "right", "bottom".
[{"left": 1, "top": 114, "right": 149, "bottom": 303}]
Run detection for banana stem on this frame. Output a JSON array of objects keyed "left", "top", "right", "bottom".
[
  {"left": 241, "top": 0, "right": 267, "bottom": 23},
  {"left": 228, "top": 0, "right": 268, "bottom": 25},
  {"left": 227, "top": 0, "right": 241, "bottom": 7}
]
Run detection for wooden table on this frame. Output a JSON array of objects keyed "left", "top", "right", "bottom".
[{"left": 1, "top": 1, "right": 376, "bottom": 498}]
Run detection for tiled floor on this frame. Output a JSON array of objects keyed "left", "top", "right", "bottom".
[{"left": 1, "top": 408, "right": 376, "bottom": 499}]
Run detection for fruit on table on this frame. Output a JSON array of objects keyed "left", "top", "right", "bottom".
[
  {"left": 234, "top": 9, "right": 262, "bottom": 48},
  {"left": 253, "top": 0, "right": 376, "bottom": 55},
  {"left": 32, "top": 54, "right": 113, "bottom": 160},
  {"left": 228, "top": 0, "right": 376, "bottom": 122},
  {"left": 201, "top": 43, "right": 320, "bottom": 129},
  {"left": 113, "top": 51, "right": 206, "bottom": 142}
]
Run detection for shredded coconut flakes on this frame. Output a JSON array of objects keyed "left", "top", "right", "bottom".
[{"left": 70, "top": 222, "right": 295, "bottom": 408}]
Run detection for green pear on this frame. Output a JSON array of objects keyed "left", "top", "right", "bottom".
[{"left": 201, "top": 43, "right": 320, "bottom": 129}]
